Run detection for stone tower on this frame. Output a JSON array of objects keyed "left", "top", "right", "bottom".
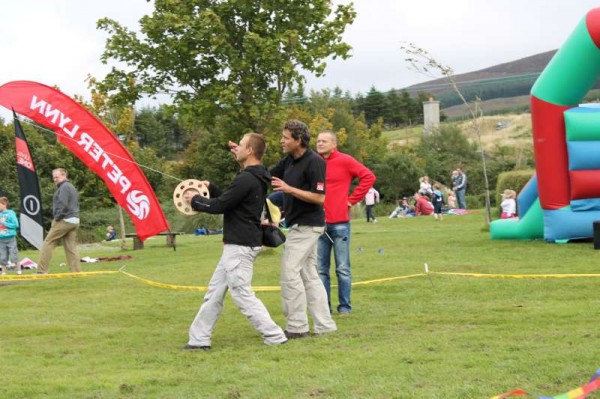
[{"left": 423, "top": 97, "right": 440, "bottom": 135}]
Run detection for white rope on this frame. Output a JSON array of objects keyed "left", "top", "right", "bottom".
[{"left": 16, "top": 116, "right": 184, "bottom": 182}]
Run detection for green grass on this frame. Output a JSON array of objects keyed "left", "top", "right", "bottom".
[
  {"left": 2, "top": 212, "right": 600, "bottom": 398},
  {"left": 382, "top": 125, "right": 423, "bottom": 145}
]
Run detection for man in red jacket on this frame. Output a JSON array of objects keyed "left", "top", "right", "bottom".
[{"left": 316, "top": 131, "right": 376, "bottom": 315}]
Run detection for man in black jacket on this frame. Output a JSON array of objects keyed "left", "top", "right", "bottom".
[{"left": 182, "top": 133, "right": 287, "bottom": 350}]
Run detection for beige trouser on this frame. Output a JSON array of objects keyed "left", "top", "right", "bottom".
[
  {"left": 38, "top": 220, "right": 80, "bottom": 273},
  {"left": 280, "top": 224, "right": 337, "bottom": 334},
  {"left": 188, "top": 244, "right": 287, "bottom": 347}
]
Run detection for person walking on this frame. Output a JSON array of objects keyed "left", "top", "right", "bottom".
[
  {"left": 183, "top": 133, "right": 287, "bottom": 350},
  {"left": 364, "top": 187, "right": 380, "bottom": 223},
  {"left": 315, "top": 130, "right": 375, "bottom": 315},
  {"left": 270, "top": 119, "right": 337, "bottom": 339},
  {"left": 38, "top": 168, "right": 81, "bottom": 274}
]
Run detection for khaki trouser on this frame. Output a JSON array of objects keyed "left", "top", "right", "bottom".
[
  {"left": 188, "top": 244, "right": 287, "bottom": 347},
  {"left": 281, "top": 224, "right": 337, "bottom": 334},
  {"left": 38, "top": 220, "right": 80, "bottom": 273}
]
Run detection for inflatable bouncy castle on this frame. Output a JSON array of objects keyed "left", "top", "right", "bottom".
[{"left": 491, "top": 8, "right": 600, "bottom": 242}]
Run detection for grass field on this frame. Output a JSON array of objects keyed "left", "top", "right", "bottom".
[{"left": 2, "top": 212, "right": 600, "bottom": 398}]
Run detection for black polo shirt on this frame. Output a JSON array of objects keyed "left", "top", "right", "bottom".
[{"left": 270, "top": 148, "right": 326, "bottom": 227}]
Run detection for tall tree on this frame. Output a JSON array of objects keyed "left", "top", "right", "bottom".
[
  {"left": 96, "top": 0, "right": 355, "bottom": 133},
  {"left": 362, "top": 86, "right": 386, "bottom": 126}
]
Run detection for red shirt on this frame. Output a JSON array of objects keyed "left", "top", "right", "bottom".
[
  {"left": 415, "top": 195, "right": 434, "bottom": 215},
  {"left": 322, "top": 150, "right": 376, "bottom": 224}
]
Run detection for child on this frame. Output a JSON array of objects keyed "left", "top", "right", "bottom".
[
  {"left": 431, "top": 183, "right": 444, "bottom": 221},
  {"left": 0, "top": 197, "right": 20, "bottom": 275},
  {"left": 500, "top": 189, "right": 517, "bottom": 219},
  {"left": 388, "top": 198, "right": 414, "bottom": 218},
  {"left": 447, "top": 191, "right": 457, "bottom": 209},
  {"left": 105, "top": 225, "right": 117, "bottom": 241},
  {"left": 419, "top": 176, "right": 432, "bottom": 196}
]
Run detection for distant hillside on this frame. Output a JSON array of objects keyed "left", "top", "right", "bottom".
[{"left": 403, "top": 50, "right": 559, "bottom": 111}]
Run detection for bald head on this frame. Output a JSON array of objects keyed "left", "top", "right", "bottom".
[{"left": 316, "top": 131, "right": 338, "bottom": 158}]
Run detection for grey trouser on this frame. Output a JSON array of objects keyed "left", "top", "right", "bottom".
[
  {"left": 0, "top": 237, "right": 18, "bottom": 265},
  {"left": 281, "top": 225, "right": 337, "bottom": 334},
  {"left": 39, "top": 220, "right": 80, "bottom": 273},
  {"left": 188, "top": 244, "right": 286, "bottom": 347}
]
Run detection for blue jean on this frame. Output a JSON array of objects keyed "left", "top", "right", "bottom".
[
  {"left": 317, "top": 222, "right": 352, "bottom": 313},
  {"left": 456, "top": 189, "right": 467, "bottom": 209}
]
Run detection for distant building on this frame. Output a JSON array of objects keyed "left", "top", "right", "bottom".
[{"left": 423, "top": 97, "right": 440, "bottom": 134}]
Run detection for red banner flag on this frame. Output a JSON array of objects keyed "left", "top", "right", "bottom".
[{"left": 0, "top": 81, "right": 169, "bottom": 241}]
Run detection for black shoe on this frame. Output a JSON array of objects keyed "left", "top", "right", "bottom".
[
  {"left": 182, "top": 344, "right": 211, "bottom": 351},
  {"left": 284, "top": 330, "right": 310, "bottom": 339}
]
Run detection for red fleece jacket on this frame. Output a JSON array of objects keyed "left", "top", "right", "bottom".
[{"left": 322, "top": 150, "right": 376, "bottom": 224}]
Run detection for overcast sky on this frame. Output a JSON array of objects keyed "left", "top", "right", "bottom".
[{"left": 1, "top": 0, "right": 600, "bottom": 120}]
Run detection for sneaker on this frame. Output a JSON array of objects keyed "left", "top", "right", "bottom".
[
  {"left": 16, "top": 270, "right": 22, "bottom": 275},
  {"left": 1, "top": 272, "right": 5, "bottom": 276},
  {"left": 284, "top": 330, "right": 310, "bottom": 340},
  {"left": 372, "top": 219, "right": 378, "bottom": 224},
  {"left": 182, "top": 344, "right": 211, "bottom": 351}
]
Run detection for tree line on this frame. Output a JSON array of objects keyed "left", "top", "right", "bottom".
[{"left": 0, "top": 0, "right": 535, "bottom": 242}]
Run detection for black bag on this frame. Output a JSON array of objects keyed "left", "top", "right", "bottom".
[
  {"left": 261, "top": 198, "right": 286, "bottom": 247},
  {"left": 262, "top": 224, "right": 286, "bottom": 247}
]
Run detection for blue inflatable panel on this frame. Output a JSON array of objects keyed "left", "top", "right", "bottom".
[
  {"left": 567, "top": 141, "right": 600, "bottom": 170},
  {"left": 571, "top": 197, "right": 600, "bottom": 211},
  {"left": 517, "top": 175, "right": 538, "bottom": 217},
  {"left": 543, "top": 208, "right": 600, "bottom": 241}
]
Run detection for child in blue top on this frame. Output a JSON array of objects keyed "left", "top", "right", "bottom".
[{"left": 0, "top": 197, "right": 20, "bottom": 275}]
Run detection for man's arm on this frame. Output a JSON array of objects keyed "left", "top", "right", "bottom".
[
  {"left": 347, "top": 160, "right": 376, "bottom": 205},
  {"left": 271, "top": 177, "right": 325, "bottom": 205},
  {"left": 53, "top": 185, "right": 73, "bottom": 220},
  {"left": 185, "top": 175, "right": 248, "bottom": 214},
  {"left": 456, "top": 175, "right": 466, "bottom": 190}
]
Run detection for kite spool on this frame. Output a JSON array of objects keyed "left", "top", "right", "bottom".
[{"left": 173, "top": 179, "right": 210, "bottom": 215}]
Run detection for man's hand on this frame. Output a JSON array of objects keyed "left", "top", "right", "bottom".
[
  {"left": 183, "top": 189, "right": 200, "bottom": 203},
  {"left": 271, "top": 177, "right": 291, "bottom": 194},
  {"left": 228, "top": 140, "right": 238, "bottom": 155}
]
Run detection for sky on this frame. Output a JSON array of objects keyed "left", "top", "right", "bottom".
[{"left": 1, "top": 0, "right": 600, "bottom": 120}]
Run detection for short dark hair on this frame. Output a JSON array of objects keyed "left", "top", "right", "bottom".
[
  {"left": 283, "top": 119, "right": 311, "bottom": 148},
  {"left": 244, "top": 133, "right": 266, "bottom": 160},
  {"left": 319, "top": 130, "right": 338, "bottom": 144}
]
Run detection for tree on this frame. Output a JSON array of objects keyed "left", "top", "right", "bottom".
[
  {"left": 362, "top": 86, "right": 386, "bottom": 126},
  {"left": 371, "top": 152, "right": 424, "bottom": 201},
  {"left": 96, "top": 0, "right": 355, "bottom": 133},
  {"left": 415, "top": 125, "right": 478, "bottom": 186},
  {"left": 401, "top": 42, "right": 493, "bottom": 225}
]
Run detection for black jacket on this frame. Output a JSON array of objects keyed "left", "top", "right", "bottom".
[{"left": 189, "top": 165, "right": 269, "bottom": 247}]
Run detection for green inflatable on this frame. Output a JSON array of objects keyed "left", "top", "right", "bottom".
[{"left": 489, "top": 198, "right": 544, "bottom": 240}]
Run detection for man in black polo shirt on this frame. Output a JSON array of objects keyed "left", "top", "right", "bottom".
[{"left": 270, "top": 119, "right": 337, "bottom": 339}]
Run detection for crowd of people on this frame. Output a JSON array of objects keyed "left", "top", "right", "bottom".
[
  {"left": 1, "top": 117, "right": 521, "bottom": 351},
  {"left": 387, "top": 169, "right": 469, "bottom": 220}
]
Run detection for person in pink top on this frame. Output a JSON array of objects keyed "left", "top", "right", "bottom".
[{"left": 316, "top": 131, "right": 375, "bottom": 314}]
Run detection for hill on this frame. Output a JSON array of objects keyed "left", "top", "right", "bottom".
[
  {"left": 384, "top": 113, "right": 533, "bottom": 153},
  {"left": 405, "top": 50, "right": 556, "bottom": 96},
  {"left": 402, "top": 50, "right": 558, "bottom": 112}
]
